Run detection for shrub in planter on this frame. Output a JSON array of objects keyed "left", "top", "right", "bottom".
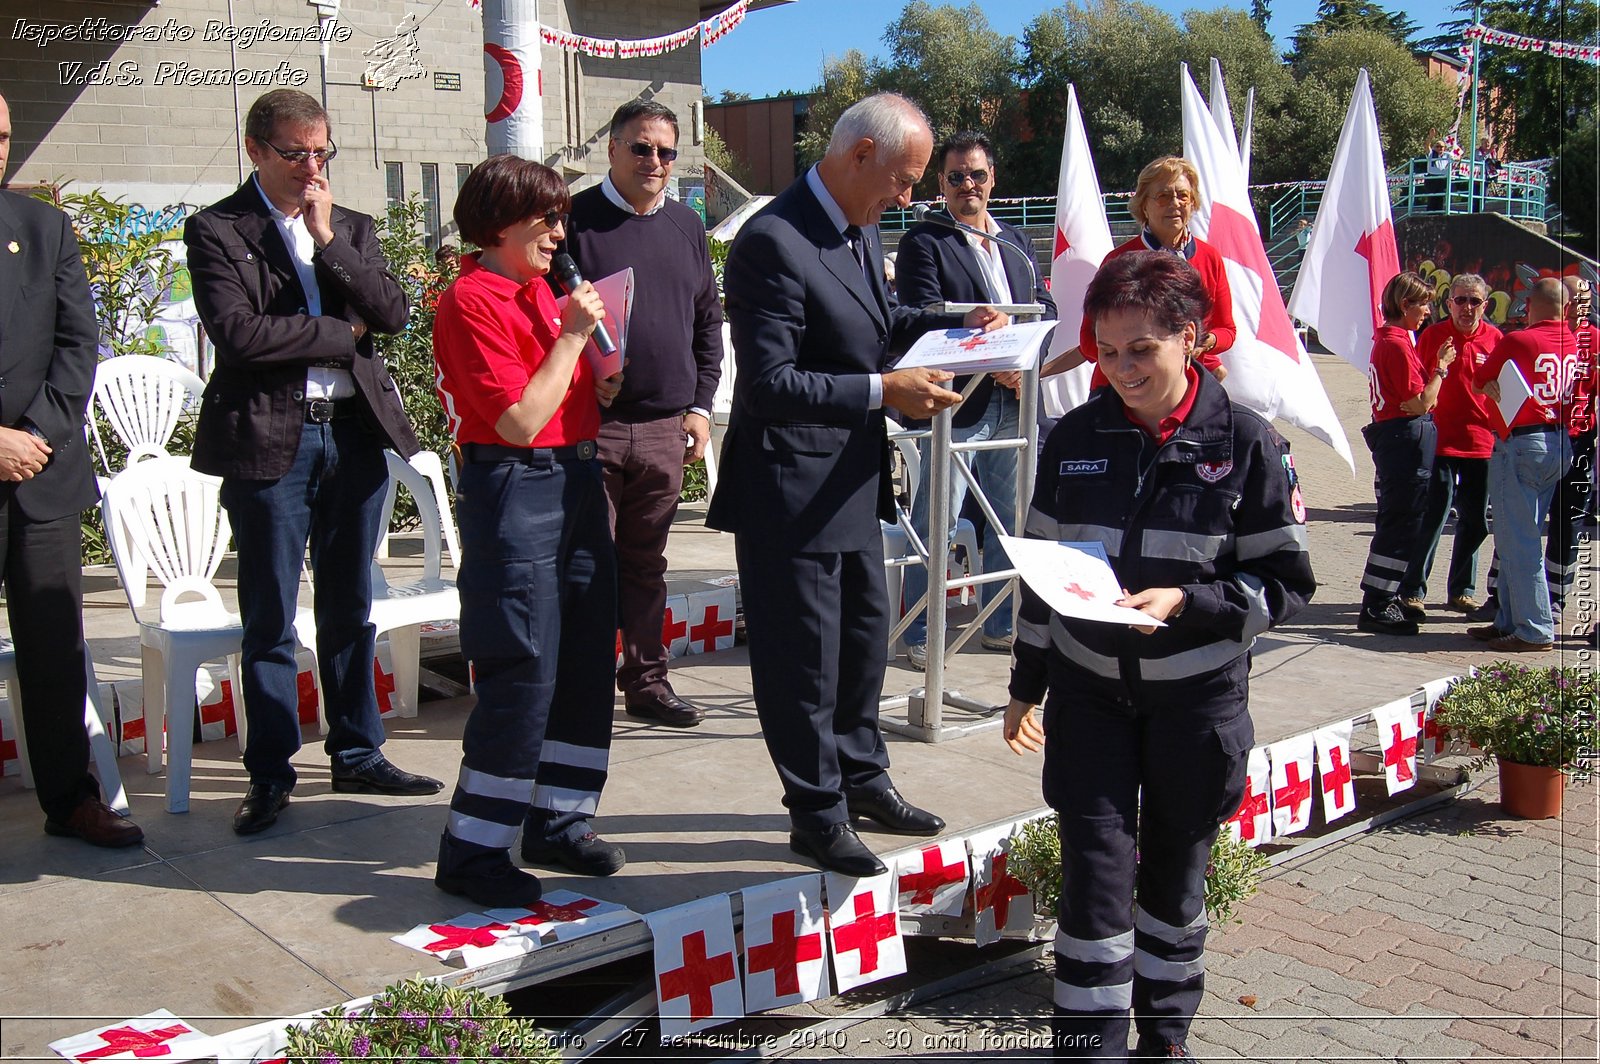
[
  {"left": 286, "top": 976, "right": 557, "bottom": 1063},
  {"left": 1434, "top": 661, "right": 1596, "bottom": 772}
]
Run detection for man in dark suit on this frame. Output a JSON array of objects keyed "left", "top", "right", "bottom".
[
  {"left": 707, "top": 93, "right": 1004, "bottom": 876},
  {"left": 895, "top": 130, "right": 1057, "bottom": 667},
  {"left": 0, "top": 92, "right": 143, "bottom": 847},
  {"left": 185, "top": 89, "right": 440, "bottom": 835}
]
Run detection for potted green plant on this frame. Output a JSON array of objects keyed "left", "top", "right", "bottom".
[
  {"left": 285, "top": 976, "right": 558, "bottom": 1062},
  {"left": 1434, "top": 661, "right": 1597, "bottom": 819}
]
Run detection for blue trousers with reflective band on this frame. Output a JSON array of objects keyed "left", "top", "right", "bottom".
[
  {"left": 439, "top": 450, "right": 616, "bottom": 875},
  {"left": 1360, "top": 415, "right": 1436, "bottom": 607}
]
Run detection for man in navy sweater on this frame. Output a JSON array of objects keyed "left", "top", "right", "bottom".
[{"left": 527, "top": 100, "right": 722, "bottom": 876}]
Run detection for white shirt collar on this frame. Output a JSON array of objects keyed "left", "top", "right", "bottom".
[
  {"left": 253, "top": 173, "right": 297, "bottom": 222},
  {"left": 601, "top": 174, "right": 666, "bottom": 216},
  {"left": 805, "top": 165, "right": 851, "bottom": 235}
]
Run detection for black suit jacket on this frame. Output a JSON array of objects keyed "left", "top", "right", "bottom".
[
  {"left": 894, "top": 213, "right": 1056, "bottom": 428},
  {"left": 706, "top": 176, "right": 948, "bottom": 552},
  {"left": 184, "top": 179, "right": 418, "bottom": 480},
  {"left": 0, "top": 191, "right": 99, "bottom": 521}
]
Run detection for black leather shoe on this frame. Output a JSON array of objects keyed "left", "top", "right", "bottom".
[
  {"left": 521, "top": 831, "right": 627, "bottom": 876},
  {"left": 1356, "top": 601, "right": 1419, "bottom": 636},
  {"left": 1134, "top": 1038, "right": 1200, "bottom": 1060},
  {"left": 624, "top": 691, "right": 704, "bottom": 728},
  {"left": 435, "top": 841, "right": 543, "bottom": 908},
  {"left": 331, "top": 757, "right": 443, "bottom": 796},
  {"left": 44, "top": 798, "right": 144, "bottom": 848},
  {"left": 847, "top": 786, "right": 945, "bottom": 836},
  {"left": 789, "top": 823, "right": 887, "bottom": 877},
  {"left": 233, "top": 782, "right": 292, "bottom": 835}
]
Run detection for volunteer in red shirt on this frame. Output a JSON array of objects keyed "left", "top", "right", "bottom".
[
  {"left": 1469, "top": 276, "right": 1577, "bottom": 652},
  {"left": 1546, "top": 275, "right": 1597, "bottom": 614},
  {"left": 430, "top": 155, "right": 622, "bottom": 907},
  {"left": 1398, "top": 273, "right": 1500, "bottom": 614},
  {"left": 1358, "top": 272, "right": 1453, "bottom": 636}
]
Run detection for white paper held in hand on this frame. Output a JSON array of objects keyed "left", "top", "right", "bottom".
[
  {"left": 554, "top": 266, "right": 633, "bottom": 379},
  {"left": 997, "top": 534, "right": 1166, "bottom": 627},
  {"left": 894, "top": 319, "right": 1056, "bottom": 375},
  {"left": 1494, "top": 359, "right": 1535, "bottom": 431}
]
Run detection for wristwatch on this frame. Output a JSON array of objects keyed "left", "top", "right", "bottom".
[{"left": 1435, "top": 368, "right": 1449, "bottom": 380}]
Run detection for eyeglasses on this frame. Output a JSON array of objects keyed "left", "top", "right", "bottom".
[
  {"left": 626, "top": 141, "right": 679, "bottom": 163},
  {"left": 538, "top": 209, "right": 568, "bottom": 231},
  {"left": 945, "top": 169, "right": 989, "bottom": 187},
  {"left": 261, "top": 139, "right": 338, "bottom": 166},
  {"left": 1451, "top": 296, "right": 1485, "bottom": 308}
]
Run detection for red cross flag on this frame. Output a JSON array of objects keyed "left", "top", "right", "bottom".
[
  {"left": 1224, "top": 746, "right": 1273, "bottom": 847},
  {"left": 1313, "top": 721, "right": 1357, "bottom": 824},
  {"left": 1267, "top": 734, "right": 1316, "bottom": 837},
  {"left": 1374, "top": 697, "right": 1420, "bottom": 795},
  {"left": 1416, "top": 675, "right": 1463, "bottom": 762},
  {"left": 391, "top": 912, "right": 538, "bottom": 968},
  {"left": 825, "top": 870, "right": 906, "bottom": 992},
  {"left": 740, "top": 874, "right": 831, "bottom": 1012},
  {"left": 686, "top": 587, "right": 737, "bottom": 655},
  {"left": 208, "top": 1020, "right": 289, "bottom": 1064},
  {"left": 895, "top": 839, "right": 969, "bottom": 917},
  {"left": 0, "top": 697, "right": 20, "bottom": 780},
  {"left": 645, "top": 894, "right": 743, "bottom": 1039},
  {"left": 966, "top": 825, "right": 1035, "bottom": 946},
  {"left": 485, "top": 890, "right": 639, "bottom": 943},
  {"left": 195, "top": 668, "right": 238, "bottom": 742},
  {"left": 662, "top": 593, "right": 691, "bottom": 659},
  {"left": 49, "top": 1010, "right": 211, "bottom": 1062}
]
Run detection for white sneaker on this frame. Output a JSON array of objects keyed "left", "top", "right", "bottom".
[
  {"left": 980, "top": 633, "right": 1014, "bottom": 652},
  {"left": 905, "top": 643, "right": 927, "bottom": 670}
]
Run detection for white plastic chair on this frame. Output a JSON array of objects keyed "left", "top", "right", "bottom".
[
  {"left": 703, "top": 322, "right": 736, "bottom": 500},
  {"left": 0, "top": 640, "right": 129, "bottom": 815},
  {"left": 102, "top": 456, "right": 245, "bottom": 814},
  {"left": 295, "top": 450, "right": 460, "bottom": 729},
  {"left": 375, "top": 449, "right": 461, "bottom": 571}
]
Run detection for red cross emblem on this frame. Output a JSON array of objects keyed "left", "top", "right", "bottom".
[
  {"left": 1273, "top": 761, "right": 1311, "bottom": 818},
  {"left": 957, "top": 332, "right": 990, "bottom": 351},
  {"left": 975, "top": 853, "right": 1029, "bottom": 928},
  {"left": 1384, "top": 723, "right": 1417, "bottom": 783},
  {"left": 1321, "top": 746, "right": 1352, "bottom": 811},
  {"left": 296, "top": 669, "right": 319, "bottom": 726},
  {"left": 658, "top": 929, "right": 736, "bottom": 1021},
  {"left": 424, "top": 921, "right": 511, "bottom": 952},
  {"left": 75, "top": 1023, "right": 192, "bottom": 1060},
  {"left": 1417, "top": 708, "right": 1445, "bottom": 756},
  {"left": 199, "top": 679, "right": 236, "bottom": 732},
  {"left": 513, "top": 897, "right": 601, "bottom": 926},
  {"left": 661, "top": 608, "right": 688, "bottom": 649},
  {"left": 689, "top": 604, "right": 734, "bottom": 653},
  {"left": 1228, "top": 776, "right": 1268, "bottom": 841},
  {"left": 373, "top": 661, "right": 397, "bottom": 714},
  {"left": 1062, "top": 582, "right": 1095, "bottom": 601},
  {"left": 746, "top": 911, "right": 824, "bottom": 998},
  {"left": 899, "top": 845, "right": 966, "bottom": 906},
  {"left": 1, "top": 735, "right": 17, "bottom": 766},
  {"left": 832, "top": 892, "right": 898, "bottom": 974}
]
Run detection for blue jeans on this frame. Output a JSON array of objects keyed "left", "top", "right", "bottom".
[
  {"left": 903, "top": 390, "right": 1020, "bottom": 645},
  {"left": 221, "top": 418, "right": 389, "bottom": 787},
  {"left": 1488, "top": 429, "right": 1572, "bottom": 643}
]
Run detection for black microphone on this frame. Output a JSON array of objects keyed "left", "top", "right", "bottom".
[
  {"left": 550, "top": 253, "right": 617, "bottom": 356},
  {"left": 911, "top": 204, "right": 1040, "bottom": 300}
]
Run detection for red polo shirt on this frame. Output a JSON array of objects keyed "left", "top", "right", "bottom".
[
  {"left": 1418, "top": 318, "right": 1501, "bottom": 457},
  {"left": 1475, "top": 319, "right": 1578, "bottom": 438},
  {"left": 1123, "top": 364, "right": 1200, "bottom": 443},
  {"left": 1079, "top": 235, "right": 1230, "bottom": 386},
  {"left": 1368, "top": 324, "right": 1424, "bottom": 423}
]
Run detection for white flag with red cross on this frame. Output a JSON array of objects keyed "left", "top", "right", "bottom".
[
  {"left": 824, "top": 869, "right": 906, "bottom": 992},
  {"left": 1267, "top": 734, "right": 1316, "bottom": 836},
  {"left": 0, "top": 695, "right": 20, "bottom": 779},
  {"left": 685, "top": 587, "right": 736, "bottom": 655},
  {"left": 485, "top": 890, "right": 639, "bottom": 943},
  {"left": 1415, "top": 675, "right": 1464, "bottom": 763},
  {"left": 895, "top": 839, "right": 969, "bottom": 917},
  {"left": 1313, "top": 720, "right": 1357, "bottom": 824},
  {"left": 391, "top": 912, "right": 538, "bottom": 967},
  {"left": 1224, "top": 746, "right": 1273, "bottom": 847},
  {"left": 49, "top": 1010, "right": 211, "bottom": 1062},
  {"left": 1041, "top": 83, "right": 1114, "bottom": 417},
  {"left": 740, "top": 874, "right": 831, "bottom": 1012},
  {"left": 661, "top": 593, "right": 691, "bottom": 659},
  {"left": 209, "top": 1021, "right": 291, "bottom": 1064},
  {"left": 645, "top": 893, "right": 743, "bottom": 1039},
  {"left": 1373, "top": 697, "right": 1420, "bottom": 795},
  {"left": 966, "top": 825, "right": 1036, "bottom": 946},
  {"left": 373, "top": 639, "right": 399, "bottom": 718}
]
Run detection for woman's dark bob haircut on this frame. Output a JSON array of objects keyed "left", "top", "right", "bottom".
[
  {"left": 454, "top": 155, "right": 571, "bottom": 249},
  {"left": 1082, "top": 251, "right": 1211, "bottom": 340}
]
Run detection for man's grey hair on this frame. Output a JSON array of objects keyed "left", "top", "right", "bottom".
[
  {"left": 826, "top": 93, "right": 929, "bottom": 159},
  {"left": 1451, "top": 273, "right": 1489, "bottom": 297}
]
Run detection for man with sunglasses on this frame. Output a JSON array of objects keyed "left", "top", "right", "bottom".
[{"left": 185, "top": 88, "right": 441, "bottom": 835}]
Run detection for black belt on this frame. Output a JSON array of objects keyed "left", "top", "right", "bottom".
[
  {"left": 463, "top": 440, "right": 597, "bottom": 463},
  {"left": 305, "top": 398, "right": 360, "bottom": 423},
  {"left": 1510, "top": 423, "right": 1560, "bottom": 436}
]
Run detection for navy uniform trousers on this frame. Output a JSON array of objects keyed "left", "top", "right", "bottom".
[
  {"left": 1044, "top": 661, "right": 1252, "bottom": 1058},
  {"left": 1360, "top": 415, "right": 1436, "bottom": 607},
  {"left": 439, "top": 449, "right": 616, "bottom": 874}
]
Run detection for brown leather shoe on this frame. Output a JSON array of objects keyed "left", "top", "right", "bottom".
[
  {"left": 1486, "top": 634, "right": 1555, "bottom": 653},
  {"left": 625, "top": 691, "right": 704, "bottom": 728},
  {"left": 1446, "top": 595, "right": 1481, "bottom": 613},
  {"left": 1468, "top": 624, "right": 1507, "bottom": 642},
  {"left": 44, "top": 798, "right": 144, "bottom": 848}
]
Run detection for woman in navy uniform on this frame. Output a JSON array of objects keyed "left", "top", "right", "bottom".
[{"left": 1004, "top": 252, "right": 1315, "bottom": 1060}]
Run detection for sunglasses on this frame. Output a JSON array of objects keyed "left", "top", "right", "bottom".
[
  {"left": 261, "top": 139, "right": 338, "bottom": 166},
  {"left": 945, "top": 169, "right": 989, "bottom": 187},
  {"left": 626, "top": 141, "right": 679, "bottom": 162},
  {"left": 537, "top": 209, "right": 568, "bottom": 230},
  {"left": 1451, "top": 296, "right": 1485, "bottom": 308}
]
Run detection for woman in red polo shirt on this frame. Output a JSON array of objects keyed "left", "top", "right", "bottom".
[
  {"left": 430, "top": 155, "right": 622, "bottom": 907},
  {"left": 1357, "top": 271, "right": 1455, "bottom": 636}
]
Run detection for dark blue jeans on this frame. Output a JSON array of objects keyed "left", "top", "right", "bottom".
[
  {"left": 1401, "top": 454, "right": 1490, "bottom": 602},
  {"left": 221, "top": 417, "right": 389, "bottom": 787}
]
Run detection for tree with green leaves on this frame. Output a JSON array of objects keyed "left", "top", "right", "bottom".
[
  {"left": 875, "top": 2, "right": 1020, "bottom": 140},
  {"left": 1287, "top": 0, "right": 1423, "bottom": 64},
  {"left": 796, "top": 49, "right": 882, "bottom": 167}
]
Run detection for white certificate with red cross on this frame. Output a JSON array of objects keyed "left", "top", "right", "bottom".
[
  {"left": 997, "top": 534, "right": 1166, "bottom": 627},
  {"left": 893, "top": 319, "right": 1055, "bottom": 374}
]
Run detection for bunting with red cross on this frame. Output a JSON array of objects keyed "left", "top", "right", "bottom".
[
  {"left": 391, "top": 912, "right": 538, "bottom": 967},
  {"left": 685, "top": 587, "right": 737, "bottom": 655},
  {"left": 894, "top": 839, "right": 969, "bottom": 918},
  {"left": 1373, "top": 697, "right": 1419, "bottom": 795},
  {"left": 1224, "top": 746, "right": 1273, "bottom": 847},
  {"left": 645, "top": 894, "right": 743, "bottom": 1040},
  {"left": 661, "top": 594, "right": 691, "bottom": 659},
  {"left": 0, "top": 696, "right": 20, "bottom": 780},
  {"left": 739, "top": 874, "right": 831, "bottom": 1012},
  {"left": 966, "top": 825, "right": 1035, "bottom": 946},
  {"left": 485, "top": 890, "right": 640, "bottom": 943},
  {"left": 1313, "top": 720, "right": 1357, "bottom": 824},
  {"left": 49, "top": 1009, "right": 212, "bottom": 1062},
  {"left": 1415, "top": 676, "right": 1464, "bottom": 764},
  {"left": 1267, "top": 735, "right": 1316, "bottom": 837},
  {"left": 824, "top": 870, "right": 906, "bottom": 992}
]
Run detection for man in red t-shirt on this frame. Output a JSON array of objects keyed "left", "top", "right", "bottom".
[
  {"left": 1545, "top": 275, "right": 1597, "bottom": 614},
  {"left": 1399, "top": 274, "right": 1501, "bottom": 612},
  {"left": 1470, "top": 277, "right": 1577, "bottom": 651}
]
